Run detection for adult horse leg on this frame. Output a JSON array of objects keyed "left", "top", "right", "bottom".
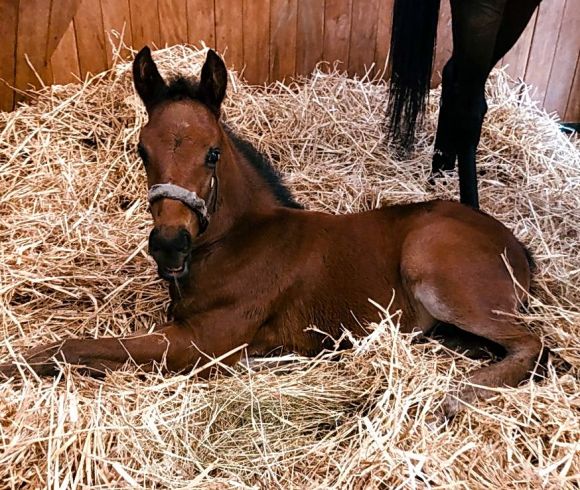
[
  {"left": 491, "top": 0, "right": 542, "bottom": 66},
  {"left": 431, "top": 59, "right": 458, "bottom": 178},
  {"left": 435, "top": 0, "right": 541, "bottom": 207},
  {"left": 439, "top": 0, "right": 510, "bottom": 208}
]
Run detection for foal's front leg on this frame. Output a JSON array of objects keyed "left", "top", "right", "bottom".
[
  {"left": 0, "top": 324, "right": 191, "bottom": 377},
  {"left": 0, "top": 322, "right": 249, "bottom": 378}
]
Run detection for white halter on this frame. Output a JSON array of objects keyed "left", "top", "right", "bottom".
[{"left": 148, "top": 183, "right": 209, "bottom": 224}]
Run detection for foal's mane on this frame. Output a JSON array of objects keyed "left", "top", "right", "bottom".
[{"left": 162, "top": 76, "right": 302, "bottom": 210}]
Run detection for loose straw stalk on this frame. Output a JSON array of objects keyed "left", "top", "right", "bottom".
[{"left": 0, "top": 45, "right": 578, "bottom": 489}]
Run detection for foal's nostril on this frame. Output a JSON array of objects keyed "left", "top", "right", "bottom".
[
  {"left": 148, "top": 228, "right": 161, "bottom": 252},
  {"left": 178, "top": 229, "right": 192, "bottom": 252}
]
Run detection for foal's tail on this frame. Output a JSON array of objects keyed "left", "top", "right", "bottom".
[{"left": 385, "top": 0, "right": 441, "bottom": 153}]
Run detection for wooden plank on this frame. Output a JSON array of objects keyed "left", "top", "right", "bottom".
[
  {"left": 296, "top": 0, "right": 325, "bottom": 77},
  {"left": 564, "top": 55, "right": 580, "bottom": 122},
  {"left": 158, "top": 0, "right": 187, "bottom": 47},
  {"left": 101, "top": 0, "right": 133, "bottom": 64},
  {"left": 50, "top": 20, "right": 81, "bottom": 84},
  {"left": 46, "top": 0, "right": 81, "bottom": 59},
  {"left": 0, "top": 0, "right": 19, "bottom": 111},
  {"left": 348, "top": 0, "right": 380, "bottom": 77},
  {"left": 243, "top": 0, "right": 270, "bottom": 84},
  {"left": 543, "top": 0, "right": 580, "bottom": 118},
  {"left": 502, "top": 9, "right": 537, "bottom": 79},
  {"left": 73, "top": 0, "right": 108, "bottom": 77},
  {"left": 129, "top": 0, "right": 161, "bottom": 50},
  {"left": 374, "top": 0, "right": 394, "bottom": 79},
  {"left": 186, "top": 0, "right": 215, "bottom": 48},
  {"left": 15, "top": 0, "right": 53, "bottom": 104},
  {"left": 270, "top": 0, "right": 298, "bottom": 81},
  {"left": 215, "top": 0, "right": 243, "bottom": 70},
  {"left": 323, "top": 0, "right": 353, "bottom": 70},
  {"left": 524, "top": 0, "right": 566, "bottom": 104},
  {"left": 432, "top": 0, "right": 452, "bottom": 87}
]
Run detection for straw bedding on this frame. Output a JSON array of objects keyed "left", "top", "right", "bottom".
[{"left": 0, "top": 45, "right": 578, "bottom": 488}]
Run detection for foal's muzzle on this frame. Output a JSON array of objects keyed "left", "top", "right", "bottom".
[
  {"left": 149, "top": 227, "right": 192, "bottom": 281},
  {"left": 147, "top": 182, "right": 214, "bottom": 280}
]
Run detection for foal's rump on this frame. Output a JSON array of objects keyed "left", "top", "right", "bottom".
[{"left": 397, "top": 199, "right": 532, "bottom": 309}]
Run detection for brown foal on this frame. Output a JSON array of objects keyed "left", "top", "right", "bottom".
[{"left": 0, "top": 48, "right": 544, "bottom": 416}]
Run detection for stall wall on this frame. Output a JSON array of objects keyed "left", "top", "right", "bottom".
[{"left": 1, "top": 0, "right": 578, "bottom": 121}]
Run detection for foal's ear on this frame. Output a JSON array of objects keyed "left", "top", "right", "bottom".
[
  {"left": 199, "top": 50, "right": 228, "bottom": 116},
  {"left": 133, "top": 46, "right": 166, "bottom": 112}
]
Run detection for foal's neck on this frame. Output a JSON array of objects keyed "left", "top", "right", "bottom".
[{"left": 195, "top": 130, "right": 280, "bottom": 245}]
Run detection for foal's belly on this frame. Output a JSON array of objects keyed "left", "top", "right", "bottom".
[{"left": 249, "top": 279, "right": 429, "bottom": 357}]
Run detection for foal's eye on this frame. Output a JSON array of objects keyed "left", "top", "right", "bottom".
[
  {"left": 137, "top": 144, "right": 149, "bottom": 166},
  {"left": 206, "top": 148, "right": 220, "bottom": 168}
]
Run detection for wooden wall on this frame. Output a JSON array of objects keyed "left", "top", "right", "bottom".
[{"left": 1, "top": 0, "right": 579, "bottom": 121}]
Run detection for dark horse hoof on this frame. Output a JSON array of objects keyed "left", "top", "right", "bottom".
[
  {"left": 432, "top": 150, "right": 456, "bottom": 172},
  {"left": 429, "top": 150, "right": 457, "bottom": 185},
  {"left": 428, "top": 170, "right": 445, "bottom": 186}
]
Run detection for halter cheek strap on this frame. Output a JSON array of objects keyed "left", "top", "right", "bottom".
[{"left": 148, "top": 183, "right": 210, "bottom": 229}]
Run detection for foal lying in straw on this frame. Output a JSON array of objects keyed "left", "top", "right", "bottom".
[{"left": 0, "top": 48, "right": 545, "bottom": 417}]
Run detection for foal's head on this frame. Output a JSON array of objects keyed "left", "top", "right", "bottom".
[{"left": 133, "top": 47, "right": 228, "bottom": 280}]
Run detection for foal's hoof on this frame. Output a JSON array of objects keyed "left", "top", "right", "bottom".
[
  {"left": 441, "top": 394, "right": 464, "bottom": 419},
  {"left": 441, "top": 388, "right": 480, "bottom": 419},
  {"left": 0, "top": 363, "right": 18, "bottom": 379}
]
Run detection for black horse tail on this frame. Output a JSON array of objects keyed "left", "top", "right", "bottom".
[{"left": 386, "top": 0, "right": 441, "bottom": 153}]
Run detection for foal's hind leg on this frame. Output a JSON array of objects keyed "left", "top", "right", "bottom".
[{"left": 413, "top": 270, "right": 542, "bottom": 417}]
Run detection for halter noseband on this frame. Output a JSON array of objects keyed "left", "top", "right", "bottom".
[{"left": 148, "top": 183, "right": 211, "bottom": 231}]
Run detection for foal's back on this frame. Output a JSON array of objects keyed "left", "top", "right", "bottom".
[{"left": 280, "top": 200, "right": 531, "bottom": 333}]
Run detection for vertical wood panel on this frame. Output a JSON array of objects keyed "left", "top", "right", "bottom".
[
  {"left": 101, "top": 0, "right": 133, "bottom": 64},
  {"left": 243, "top": 0, "right": 271, "bottom": 84},
  {"left": 47, "top": 0, "right": 81, "bottom": 59},
  {"left": 564, "top": 55, "right": 580, "bottom": 122},
  {"left": 186, "top": 0, "right": 215, "bottom": 48},
  {"left": 323, "top": 0, "right": 352, "bottom": 70},
  {"left": 129, "top": 0, "right": 161, "bottom": 50},
  {"left": 296, "top": 0, "right": 325, "bottom": 76},
  {"left": 348, "top": 0, "right": 380, "bottom": 77},
  {"left": 73, "top": 0, "right": 108, "bottom": 77},
  {"left": 374, "top": 0, "right": 394, "bottom": 78},
  {"left": 158, "top": 0, "right": 187, "bottom": 47},
  {"left": 215, "top": 0, "right": 244, "bottom": 69},
  {"left": 15, "top": 0, "right": 53, "bottom": 103},
  {"left": 0, "top": 0, "right": 19, "bottom": 110},
  {"left": 270, "top": 0, "right": 298, "bottom": 80},
  {"left": 543, "top": 0, "right": 580, "bottom": 117},
  {"left": 432, "top": 0, "right": 452, "bottom": 87},
  {"left": 50, "top": 21, "right": 81, "bottom": 84},
  {"left": 3, "top": 0, "right": 580, "bottom": 120},
  {"left": 524, "top": 0, "right": 566, "bottom": 103}
]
